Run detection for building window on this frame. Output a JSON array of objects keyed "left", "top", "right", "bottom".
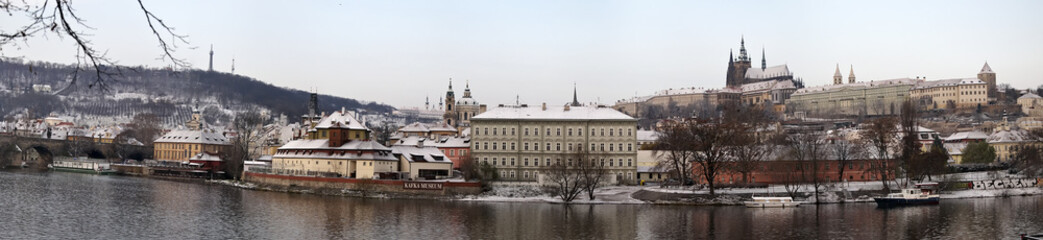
[
  {"left": 492, "top": 158, "right": 497, "bottom": 166},
  {"left": 627, "top": 143, "right": 633, "bottom": 151},
  {"left": 524, "top": 171, "right": 530, "bottom": 179},
  {"left": 502, "top": 128, "right": 507, "bottom": 135},
  {"left": 600, "top": 144, "right": 605, "bottom": 151},
  {"left": 511, "top": 158, "right": 516, "bottom": 166},
  {"left": 609, "top": 129, "right": 614, "bottom": 136},
  {"left": 568, "top": 143, "right": 573, "bottom": 151},
  {"left": 546, "top": 128, "right": 551, "bottom": 136},
  {"left": 492, "top": 143, "right": 497, "bottom": 150},
  {"left": 511, "top": 143, "right": 516, "bottom": 151},
  {"left": 601, "top": 128, "right": 605, "bottom": 136},
  {"left": 578, "top": 128, "right": 583, "bottom": 136},
  {"left": 556, "top": 143, "right": 561, "bottom": 151},
  {"left": 524, "top": 158, "right": 529, "bottom": 166},
  {"left": 546, "top": 158, "right": 552, "bottom": 166},
  {"left": 511, "top": 128, "right": 515, "bottom": 135},
  {"left": 525, "top": 128, "right": 529, "bottom": 136},
  {"left": 609, "top": 159, "right": 614, "bottom": 167},
  {"left": 568, "top": 128, "right": 573, "bottom": 136},
  {"left": 510, "top": 171, "right": 516, "bottom": 179},
  {"left": 534, "top": 128, "right": 539, "bottom": 136},
  {"left": 609, "top": 144, "right": 614, "bottom": 151},
  {"left": 546, "top": 143, "right": 551, "bottom": 151},
  {"left": 534, "top": 158, "right": 539, "bottom": 166},
  {"left": 484, "top": 128, "right": 488, "bottom": 135},
  {"left": 628, "top": 158, "right": 633, "bottom": 167},
  {"left": 556, "top": 128, "right": 561, "bottom": 136},
  {"left": 524, "top": 142, "right": 529, "bottom": 151},
  {"left": 501, "top": 142, "right": 506, "bottom": 150},
  {"left": 501, "top": 158, "right": 506, "bottom": 166}
]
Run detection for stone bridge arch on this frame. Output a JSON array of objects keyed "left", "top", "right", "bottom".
[{"left": 21, "top": 144, "right": 55, "bottom": 170}]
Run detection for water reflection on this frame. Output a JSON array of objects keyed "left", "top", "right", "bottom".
[{"left": 0, "top": 171, "right": 1040, "bottom": 239}]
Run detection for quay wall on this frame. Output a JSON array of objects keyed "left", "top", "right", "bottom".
[{"left": 243, "top": 172, "right": 483, "bottom": 196}]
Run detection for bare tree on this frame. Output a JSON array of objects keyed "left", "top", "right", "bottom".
[
  {"left": 224, "top": 111, "right": 267, "bottom": 180},
  {"left": 829, "top": 133, "right": 864, "bottom": 185},
  {"left": 863, "top": 117, "right": 898, "bottom": 190},
  {"left": 652, "top": 122, "right": 695, "bottom": 185},
  {"left": 786, "top": 130, "right": 827, "bottom": 202},
  {"left": 573, "top": 149, "right": 607, "bottom": 200},
  {"left": 688, "top": 120, "right": 737, "bottom": 196},
  {"left": 126, "top": 113, "right": 162, "bottom": 146},
  {"left": 1, "top": 0, "right": 189, "bottom": 91},
  {"left": 544, "top": 160, "right": 584, "bottom": 203}
]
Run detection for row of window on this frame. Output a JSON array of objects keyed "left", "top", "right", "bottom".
[
  {"left": 475, "top": 141, "right": 634, "bottom": 152},
  {"left": 500, "top": 170, "right": 634, "bottom": 180},
  {"left": 444, "top": 149, "right": 467, "bottom": 157},
  {"left": 480, "top": 157, "right": 633, "bottom": 167},
  {"left": 476, "top": 126, "right": 634, "bottom": 137}
]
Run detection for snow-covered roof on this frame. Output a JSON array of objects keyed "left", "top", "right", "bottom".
[
  {"left": 636, "top": 130, "right": 660, "bottom": 142},
  {"left": 398, "top": 122, "right": 430, "bottom": 133},
  {"left": 1020, "top": 93, "right": 1042, "bottom": 100},
  {"left": 391, "top": 145, "right": 452, "bottom": 163},
  {"left": 398, "top": 122, "right": 457, "bottom": 133},
  {"left": 458, "top": 96, "right": 479, "bottom": 106},
  {"left": 945, "top": 131, "right": 989, "bottom": 141},
  {"left": 314, "top": 111, "right": 367, "bottom": 130},
  {"left": 275, "top": 139, "right": 396, "bottom": 161},
  {"left": 745, "top": 65, "right": 791, "bottom": 80},
  {"left": 155, "top": 129, "right": 230, "bottom": 145},
  {"left": 911, "top": 78, "right": 984, "bottom": 90},
  {"left": 980, "top": 62, "right": 994, "bottom": 74},
  {"left": 472, "top": 106, "right": 635, "bottom": 121},
  {"left": 794, "top": 78, "right": 919, "bottom": 95},
  {"left": 987, "top": 129, "right": 1037, "bottom": 143},
  {"left": 395, "top": 136, "right": 470, "bottom": 148},
  {"left": 740, "top": 80, "right": 796, "bottom": 93},
  {"left": 944, "top": 143, "right": 968, "bottom": 155},
  {"left": 280, "top": 139, "right": 391, "bottom": 151},
  {"left": 189, "top": 152, "right": 222, "bottom": 162}
]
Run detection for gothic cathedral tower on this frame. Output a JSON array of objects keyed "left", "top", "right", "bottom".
[{"left": 726, "top": 37, "right": 752, "bottom": 87}]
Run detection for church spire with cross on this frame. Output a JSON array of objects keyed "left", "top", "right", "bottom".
[{"left": 571, "top": 82, "right": 581, "bottom": 107}]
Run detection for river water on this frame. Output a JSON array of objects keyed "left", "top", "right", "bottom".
[{"left": 1, "top": 171, "right": 1041, "bottom": 240}]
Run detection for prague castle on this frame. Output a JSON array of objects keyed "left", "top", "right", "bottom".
[{"left": 614, "top": 37, "right": 802, "bottom": 116}]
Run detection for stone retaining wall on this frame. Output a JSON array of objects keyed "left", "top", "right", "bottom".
[{"left": 244, "top": 172, "right": 482, "bottom": 196}]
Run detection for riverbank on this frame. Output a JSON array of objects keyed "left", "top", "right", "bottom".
[{"left": 216, "top": 171, "right": 1042, "bottom": 206}]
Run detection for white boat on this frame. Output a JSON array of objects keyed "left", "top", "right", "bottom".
[
  {"left": 874, "top": 183, "right": 940, "bottom": 207},
  {"left": 744, "top": 196, "right": 801, "bottom": 208}
]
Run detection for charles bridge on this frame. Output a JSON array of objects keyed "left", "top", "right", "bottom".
[{"left": 0, "top": 134, "right": 152, "bottom": 169}]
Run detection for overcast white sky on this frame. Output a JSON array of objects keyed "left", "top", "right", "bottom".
[{"left": 3, "top": 1, "right": 1041, "bottom": 108}]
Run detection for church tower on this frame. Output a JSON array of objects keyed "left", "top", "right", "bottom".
[
  {"left": 848, "top": 65, "right": 856, "bottom": 83},
  {"left": 977, "top": 62, "right": 996, "bottom": 98},
  {"left": 208, "top": 44, "right": 214, "bottom": 72},
  {"left": 726, "top": 37, "right": 753, "bottom": 87},
  {"left": 833, "top": 64, "right": 843, "bottom": 85},
  {"left": 444, "top": 78, "right": 456, "bottom": 125}
]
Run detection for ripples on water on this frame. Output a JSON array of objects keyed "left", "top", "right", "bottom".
[{"left": 0, "top": 171, "right": 1040, "bottom": 239}]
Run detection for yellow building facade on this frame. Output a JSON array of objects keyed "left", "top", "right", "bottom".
[{"left": 153, "top": 129, "right": 230, "bottom": 162}]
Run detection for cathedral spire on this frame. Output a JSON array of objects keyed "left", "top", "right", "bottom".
[
  {"left": 448, "top": 78, "right": 453, "bottom": 91},
  {"left": 833, "top": 64, "right": 843, "bottom": 85},
  {"left": 571, "top": 82, "right": 581, "bottom": 107},
  {"left": 761, "top": 47, "right": 766, "bottom": 70},
  {"left": 738, "top": 36, "right": 749, "bottom": 62},
  {"left": 729, "top": 49, "right": 734, "bottom": 63},
  {"left": 848, "top": 65, "right": 856, "bottom": 83}
]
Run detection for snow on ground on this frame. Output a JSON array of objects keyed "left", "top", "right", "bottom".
[{"left": 460, "top": 185, "right": 647, "bottom": 204}]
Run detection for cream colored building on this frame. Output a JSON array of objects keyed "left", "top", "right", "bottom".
[
  {"left": 470, "top": 104, "right": 639, "bottom": 184},
  {"left": 391, "top": 145, "right": 454, "bottom": 180},
  {"left": 788, "top": 78, "right": 918, "bottom": 117},
  {"left": 987, "top": 122, "right": 1043, "bottom": 163},
  {"left": 1019, "top": 93, "right": 1043, "bottom": 117},
  {"left": 271, "top": 111, "right": 398, "bottom": 179},
  {"left": 911, "top": 78, "right": 988, "bottom": 110},
  {"left": 154, "top": 129, "right": 230, "bottom": 162}
]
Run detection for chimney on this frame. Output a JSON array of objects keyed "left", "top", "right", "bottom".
[
  {"left": 542, "top": 102, "right": 547, "bottom": 111},
  {"left": 564, "top": 104, "right": 570, "bottom": 111},
  {"left": 418, "top": 138, "right": 425, "bottom": 148}
]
